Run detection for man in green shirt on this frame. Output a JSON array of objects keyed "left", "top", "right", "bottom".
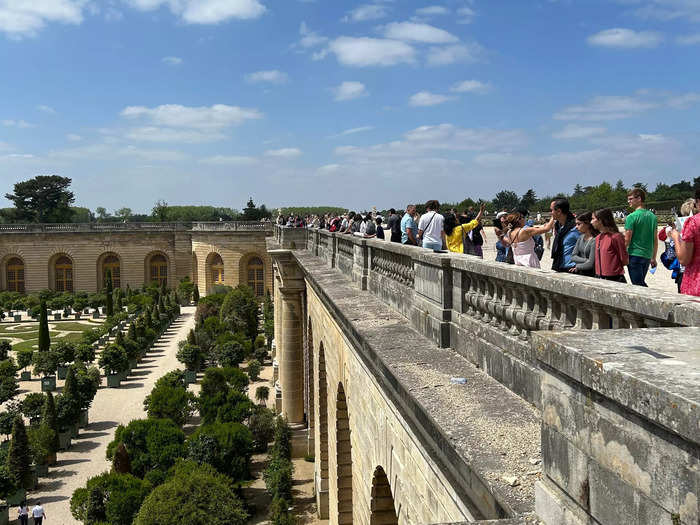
[{"left": 624, "top": 188, "right": 658, "bottom": 286}]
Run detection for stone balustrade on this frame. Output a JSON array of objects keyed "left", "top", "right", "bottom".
[{"left": 0, "top": 221, "right": 273, "bottom": 234}]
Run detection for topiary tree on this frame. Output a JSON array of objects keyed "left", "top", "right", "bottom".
[
  {"left": 215, "top": 340, "right": 246, "bottom": 368},
  {"left": 143, "top": 383, "right": 194, "bottom": 427},
  {"left": 21, "top": 393, "right": 45, "bottom": 422},
  {"left": 133, "top": 462, "right": 247, "bottom": 525},
  {"left": 247, "top": 359, "right": 262, "bottom": 382},
  {"left": 105, "top": 270, "right": 114, "bottom": 317},
  {"left": 70, "top": 471, "right": 151, "bottom": 525},
  {"left": 38, "top": 300, "right": 50, "bottom": 353},
  {"left": 27, "top": 422, "right": 55, "bottom": 467},
  {"left": 75, "top": 343, "right": 95, "bottom": 364},
  {"left": 17, "top": 348, "right": 33, "bottom": 373},
  {"left": 220, "top": 286, "right": 259, "bottom": 341},
  {"left": 187, "top": 329, "right": 196, "bottom": 345},
  {"left": 7, "top": 416, "right": 32, "bottom": 489},
  {"left": 269, "top": 496, "right": 295, "bottom": 525},
  {"left": 185, "top": 422, "right": 253, "bottom": 481},
  {"left": 0, "top": 358, "right": 19, "bottom": 404},
  {"left": 41, "top": 392, "right": 60, "bottom": 455},
  {"left": 32, "top": 347, "right": 59, "bottom": 378},
  {"left": 0, "top": 340, "right": 11, "bottom": 361},
  {"left": 98, "top": 344, "right": 128, "bottom": 376},
  {"left": 176, "top": 343, "right": 203, "bottom": 372},
  {"left": 255, "top": 386, "right": 270, "bottom": 405},
  {"left": 115, "top": 288, "right": 123, "bottom": 313},
  {"left": 52, "top": 340, "right": 76, "bottom": 368}
]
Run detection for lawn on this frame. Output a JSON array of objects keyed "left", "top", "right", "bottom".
[{"left": 1, "top": 322, "right": 100, "bottom": 352}]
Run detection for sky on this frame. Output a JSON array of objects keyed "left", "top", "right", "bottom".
[{"left": 0, "top": 0, "right": 699, "bottom": 213}]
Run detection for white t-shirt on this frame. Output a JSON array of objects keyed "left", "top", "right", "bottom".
[
  {"left": 418, "top": 211, "right": 444, "bottom": 244},
  {"left": 32, "top": 505, "right": 44, "bottom": 518}
]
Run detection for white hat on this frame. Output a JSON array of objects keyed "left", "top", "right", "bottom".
[{"left": 496, "top": 211, "right": 508, "bottom": 219}]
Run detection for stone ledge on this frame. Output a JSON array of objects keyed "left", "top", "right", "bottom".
[
  {"left": 293, "top": 249, "right": 540, "bottom": 520},
  {"left": 533, "top": 327, "right": 700, "bottom": 445}
]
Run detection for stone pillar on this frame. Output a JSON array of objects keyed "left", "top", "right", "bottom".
[{"left": 279, "top": 288, "right": 305, "bottom": 426}]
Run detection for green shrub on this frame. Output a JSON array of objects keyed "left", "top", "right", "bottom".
[
  {"left": 175, "top": 343, "right": 203, "bottom": 371},
  {"left": 220, "top": 286, "right": 259, "bottom": 341},
  {"left": 7, "top": 416, "right": 32, "bottom": 489},
  {"left": 263, "top": 456, "right": 294, "bottom": 501},
  {"left": 17, "top": 348, "right": 33, "bottom": 371},
  {"left": 32, "top": 349, "right": 59, "bottom": 377},
  {"left": 41, "top": 392, "right": 60, "bottom": 454},
  {"left": 269, "top": 496, "right": 296, "bottom": 525},
  {"left": 134, "top": 462, "right": 247, "bottom": 525},
  {"left": 248, "top": 407, "right": 275, "bottom": 453},
  {"left": 27, "top": 423, "right": 55, "bottom": 466},
  {"left": 0, "top": 359, "right": 19, "bottom": 403},
  {"left": 247, "top": 359, "right": 262, "bottom": 382},
  {"left": 75, "top": 343, "right": 96, "bottom": 364},
  {"left": 70, "top": 471, "right": 152, "bottom": 525},
  {"left": 143, "top": 383, "right": 194, "bottom": 427},
  {"left": 0, "top": 340, "right": 11, "bottom": 361},
  {"left": 185, "top": 422, "right": 252, "bottom": 481},
  {"left": 52, "top": 340, "right": 76, "bottom": 366},
  {"left": 98, "top": 344, "right": 128, "bottom": 375},
  {"left": 21, "top": 392, "right": 45, "bottom": 421}
]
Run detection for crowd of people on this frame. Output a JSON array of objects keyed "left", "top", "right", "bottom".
[{"left": 277, "top": 187, "right": 700, "bottom": 297}]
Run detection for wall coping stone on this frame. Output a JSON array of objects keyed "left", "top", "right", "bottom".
[
  {"left": 0, "top": 221, "right": 273, "bottom": 233},
  {"left": 533, "top": 327, "right": 700, "bottom": 445}
]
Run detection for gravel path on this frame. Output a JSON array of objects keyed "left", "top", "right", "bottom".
[{"left": 17, "top": 306, "right": 196, "bottom": 525}]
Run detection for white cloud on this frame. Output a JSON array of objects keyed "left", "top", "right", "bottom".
[
  {"left": 382, "top": 21, "right": 458, "bottom": 43},
  {"left": 162, "top": 56, "right": 183, "bottom": 65},
  {"left": 415, "top": 6, "right": 450, "bottom": 16},
  {"left": 0, "top": 0, "right": 85, "bottom": 37},
  {"left": 677, "top": 33, "right": 700, "bottom": 45},
  {"left": 66, "top": 133, "right": 83, "bottom": 141},
  {"left": 328, "top": 36, "right": 415, "bottom": 66},
  {"left": 124, "top": 127, "right": 226, "bottom": 143},
  {"left": 342, "top": 4, "right": 389, "bottom": 22},
  {"left": 265, "top": 148, "right": 302, "bottom": 158},
  {"left": 409, "top": 91, "right": 455, "bottom": 107},
  {"left": 36, "top": 105, "right": 56, "bottom": 114},
  {"left": 298, "top": 21, "right": 327, "bottom": 48},
  {"left": 120, "top": 103, "right": 262, "bottom": 129},
  {"left": 244, "top": 70, "right": 289, "bottom": 84},
  {"left": 317, "top": 164, "right": 342, "bottom": 173},
  {"left": 332, "top": 81, "right": 368, "bottom": 101},
  {"left": 620, "top": 0, "right": 700, "bottom": 23},
  {"left": 426, "top": 43, "right": 483, "bottom": 65},
  {"left": 125, "top": 0, "right": 266, "bottom": 24},
  {"left": 666, "top": 92, "right": 700, "bottom": 108},
  {"left": 554, "top": 96, "right": 656, "bottom": 121},
  {"left": 456, "top": 6, "right": 476, "bottom": 23},
  {"left": 49, "top": 143, "right": 188, "bottom": 162},
  {"left": 330, "top": 126, "right": 374, "bottom": 138},
  {"left": 2, "top": 119, "right": 33, "bottom": 128},
  {"left": 200, "top": 155, "right": 259, "bottom": 165},
  {"left": 587, "top": 28, "right": 663, "bottom": 49},
  {"left": 552, "top": 124, "right": 607, "bottom": 140},
  {"left": 451, "top": 80, "right": 490, "bottom": 93}
]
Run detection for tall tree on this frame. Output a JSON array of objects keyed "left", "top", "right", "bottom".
[
  {"left": 152, "top": 200, "right": 169, "bottom": 222},
  {"left": 520, "top": 189, "right": 537, "bottom": 210},
  {"left": 492, "top": 190, "right": 520, "bottom": 211},
  {"left": 5, "top": 175, "right": 75, "bottom": 223},
  {"left": 38, "top": 301, "right": 50, "bottom": 353},
  {"left": 105, "top": 270, "right": 114, "bottom": 317},
  {"left": 7, "top": 416, "right": 32, "bottom": 489},
  {"left": 95, "top": 207, "right": 110, "bottom": 221},
  {"left": 115, "top": 207, "right": 132, "bottom": 221},
  {"left": 42, "top": 391, "right": 60, "bottom": 455}
]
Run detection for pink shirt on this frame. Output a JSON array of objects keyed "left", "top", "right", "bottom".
[{"left": 680, "top": 214, "right": 700, "bottom": 297}]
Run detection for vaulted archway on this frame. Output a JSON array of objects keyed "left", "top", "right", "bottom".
[
  {"left": 316, "top": 341, "right": 329, "bottom": 518},
  {"left": 370, "top": 466, "right": 398, "bottom": 525},
  {"left": 336, "top": 382, "right": 353, "bottom": 524}
]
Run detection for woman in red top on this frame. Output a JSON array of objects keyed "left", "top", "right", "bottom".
[
  {"left": 592, "top": 208, "right": 629, "bottom": 283},
  {"left": 670, "top": 189, "right": 700, "bottom": 296}
]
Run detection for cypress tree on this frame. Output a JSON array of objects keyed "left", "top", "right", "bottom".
[
  {"left": 187, "top": 329, "right": 196, "bottom": 345},
  {"left": 128, "top": 323, "right": 136, "bottom": 341},
  {"left": 143, "top": 309, "right": 152, "bottom": 329},
  {"left": 193, "top": 284, "right": 200, "bottom": 303},
  {"left": 7, "top": 416, "right": 32, "bottom": 489},
  {"left": 115, "top": 288, "right": 123, "bottom": 313},
  {"left": 105, "top": 270, "right": 114, "bottom": 317},
  {"left": 41, "top": 392, "right": 60, "bottom": 454},
  {"left": 38, "top": 301, "right": 50, "bottom": 353}
]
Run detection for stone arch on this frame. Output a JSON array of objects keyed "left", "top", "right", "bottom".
[
  {"left": 48, "top": 252, "right": 74, "bottom": 292},
  {"left": 96, "top": 251, "right": 122, "bottom": 290},
  {"left": 370, "top": 466, "right": 398, "bottom": 525},
  {"left": 316, "top": 341, "right": 329, "bottom": 518},
  {"left": 239, "top": 252, "right": 267, "bottom": 297},
  {"left": 144, "top": 251, "right": 169, "bottom": 288},
  {"left": 336, "top": 382, "right": 353, "bottom": 524},
  {"left": 1, "top": 254, "right": 26, "bottom": 292},
  {"left": 204, "top": 252, "right": 224, "bottom": 293}
]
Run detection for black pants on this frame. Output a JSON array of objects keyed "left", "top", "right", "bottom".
[
  {"left": 33, "top": 517, "right": 42, "bottom": 525},
  {"left": 390, "top": 232, "right": 401, "bottom": 243},
  {"left": 597, "top": 274, "right": 626, "bottom": 283},
  {"left": 19, "top": 516, "right": 27, "bottom": 525}
]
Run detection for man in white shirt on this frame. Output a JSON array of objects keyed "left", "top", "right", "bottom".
[
  {"left": 32, "top": 502, "right": 46, "bottom": 524},
  {"left": 418, "top": 200, "right": 446, "bottom": 251}
]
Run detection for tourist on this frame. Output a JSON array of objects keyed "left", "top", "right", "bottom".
[
  {"left": 465, "top": 211, "right": 486, "bottom": 258},
  {"left": 401, "top": 204, "right": 418, "bottom": 246},
  {"left": 501, "top": 212, "right": 554, "bottom": 268},
  {"left": 418, "top": 200, "right": 445, "bottom": 251},
  {"left": 592, "top": 208, "right": 628, "bottom": 283},
  {"left": 550, "top": 199, "right": 580, "bottom": 272},
  {"left": 669, "top": 189, "right": 700, "bottom": 297},
  {"left": 445, "top": 203, "right": 486, "bottom": 254},
  {"left": 494, "top": 212, "right": 509, "bottom": 262},
  {"left": 658, "top": 221, "right": 682, "bottom": 292},
  {"left": 31, "top": 502, "right": 46, "bottom": 525},
  {"left": 387, "top": 208, "right": 401, "bottom": 243},
  {"left": 569, "top": 212, "right": 598, "bottom": 277},
  {"left": 18, "top": 501, "right": 28, "bottom": 525},
  {"left": 624, "top": 188, "right": 658, "bottom": 286},
  {"left": 363, "top": 216, "right": 377, "bottom": 238},
  {"left": 375, "top": 217, "right": 385, "bottom": 240}
]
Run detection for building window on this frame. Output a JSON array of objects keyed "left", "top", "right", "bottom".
[
  {"left": 103, "top": 255, "right": 121, "bottom": 289},
  {"left": 55, "top": 256, "right": 73, "bottom": 292},
  {"left": 149, "top": 254, "right": 168, "bottom": 287},
  {"left": 211, "top": 254, "right": 224, "bottom": 285},
  {"left": 6, "top": 257, "right": 24, "bottom": 293},
  {"left": 247, "top": 257, "right": 264, "bottom": 297}
]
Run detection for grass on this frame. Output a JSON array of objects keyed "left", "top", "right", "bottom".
[
  {"left": 47, "top": 321, "right": 100, "bottom": 331},
  {"left": 3, "top": 322, "right": 98, "bottom": 352},
  {"left": 12, "top": 339, "right": 38, "bottom": 352}
]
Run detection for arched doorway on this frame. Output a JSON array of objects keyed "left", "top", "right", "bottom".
[
  {"left": 336, "top": 383, "right": 353, "bottom": 524},
  {"left": 210, "top": 253, "right": 224, "bottom": 286},
  {"left": 370, "top": 466, "right": 398, "bottom": 525},
  {"left": 54, "top": 255, "right": 73, "bottom": 292},
  {"left": 148, "top": 253, "right": 168, "bottom": 287},
  {"left": 101, "top": 254, "right": 121, "bottom": 289},
  {"left": 316, "top": 342, "right": 329, "bottom": 518},
  {"left": 246, "top": 256, "right": 265, "bottom": 297},
  {"left": 6, "top": 257, "right": 25, "bottom": 292}
]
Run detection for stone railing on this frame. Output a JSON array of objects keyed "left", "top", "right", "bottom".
[
  {"left": 0, "top": 221, "right": 274, "bottom": 234},
  {"left": 279, "top": 225, "right": 700, "bottom": 406}
]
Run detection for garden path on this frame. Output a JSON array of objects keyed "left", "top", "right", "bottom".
[{"left": 16, "top": 306, "right": 196, "bottom": 525}]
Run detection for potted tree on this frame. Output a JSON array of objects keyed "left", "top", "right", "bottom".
[
  {"left": 75, "top": 343, "right": 96, "bottom": 364},
  {"left": 99, "top": 345, "right": 128, "bottom": 388},
  {"left": 0, "top": 340, "right": 10, "bottom": 361},
  {"left": 55, "top": 391, "right": 80, "bottom": 447},
  {"left": 38, "top": 301, "right": 50, "bottom": 353},
  {"left": 33, "top": 350, "right": 59, "bottom": 392},
  {"left": 7, "top": 416, "right": 34, "bottom": 499},
  {"left": 176, "top": 343, "right": 202, "bottom": 385},
  {"left": 41, "top": 393, "right": 60, "bottom": 464},
  {"left": 28, "top": 422, "right": 55, "bottom": 477},
  {"left": 0, "top": 465, "right": 18, "bottom": 520},
  {"left": 53, "top": 340, "right": 75, "bottom": 380},
  {"left": 21, "top": 393, "right": 45, "bottom": 427},
  {"left": 17, "top": 349, "right": 33, "bottom": 381},
  {"left": 73, "top": 295, "right": 88, "bottom": 319},
  {"left": 73, "top": 362, "right": 100, "bottom": 428},
  {"left": 61, "top": 367, "right": 82, "bottom": 438}
]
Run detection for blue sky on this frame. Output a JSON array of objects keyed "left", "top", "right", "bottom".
[{"left": 0, "top": 0, "right": 699, "bottom": 213}]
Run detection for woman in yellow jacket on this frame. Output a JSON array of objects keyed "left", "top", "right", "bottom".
[{"left": 445, "top": 203, "right": 486, "bottom": 253}]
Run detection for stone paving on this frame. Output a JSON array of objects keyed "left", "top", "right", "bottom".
[{"left": 13, "top": 306, "right": 196, "bottom": 525}]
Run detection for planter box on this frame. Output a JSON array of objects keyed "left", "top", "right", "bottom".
[
  {"left": 63, "top": 311, "right": 70, "bottom": 318},
  {"left": 20, "top": 371, "right": 31, "bottom": 381},
  {"left": 107, "top": 374, "right": 121, "bottom": 388},
  {"left": 74, "top": 313, "right": 81, "bottom": 320},
  {"left": 48, "top": 452, "right": 57, "bottom": 466},
  {"left": 41, "top": 376, "right": 56, "bottom": 392},
  {"left": 92, "top": 311, "right": 101, "bottom": 319},
  {"left": 57, "top": 365, "right": 68, "bottom": 380},
  {"left": 58, "top": 430, "right": 71, "bottom": 450},
  {"left": 53, "top": 313, "right": 62, "bottom": 321},
  {"left": 70, "top": 423, "right": 79, "bottom": 439},
  {"left": 34, "top": 463, "right": 49, "bottom": 477},
  {"left": 0, "top": 505, "right": 8, "bottom": 525},
  {"left": 83, "top": 308, "right": 90, "bottom": 314},
  {"left": 185, "top": 370, "right": 197, "bottom": 385},
  {"left": 79, "top": 409, "right": 89, "bottom": 428},
  {"left": 6, "top": 487, "right": 26, "bottom": 506},
  {"left": 129, "top": 358, "right": 138, "bottom": 370},
  {"left": 13, "top": 315, "right": 21, "bottom": 322}
]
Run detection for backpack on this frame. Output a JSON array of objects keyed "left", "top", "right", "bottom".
[{"left": 533, "top": 235, "right": 544, "bottom": 261}]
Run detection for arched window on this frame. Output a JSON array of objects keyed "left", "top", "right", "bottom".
[
  {"left": 149, "top": 254, "right": 168, "bottom": 287},
  {"left": 55, "top": 256, "right": 73, "bottom": 292},
  {"left": 6, "top": 257, "right": 24, "bottom": 293},
  {"left": 247, "top": 257, "right": 264, "bottom": 297},
  {"left": 210, "top": 254, "right": 224, "bottom": 285},
  {"left": 103, "top": 255, "right": 121, "bottom": 289}
]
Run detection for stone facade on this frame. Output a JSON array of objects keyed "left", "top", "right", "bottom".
[{"left": 0, "top": 222, "right": 273, "bottom": 296}]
